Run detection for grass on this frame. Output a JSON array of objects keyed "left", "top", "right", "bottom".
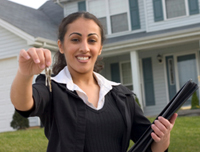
[
  {"left": 0, "top": 116, "right": 200, "bottom": 152},
  {"left": 129, "top": 116, "right": 200, "bottom": 151},
  {"left": 0, "top": 128, "right": 48, "bottom": 152}
]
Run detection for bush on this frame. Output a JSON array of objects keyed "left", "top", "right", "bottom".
[
  {"left": 134, "top": 95, "right": 141, "bottom": 107},
  {"left": 191, "top": 91, "right": 199, "bottom": 109},
  {"left": 10, "top": 111, "right": 29, "bottom": 130}
]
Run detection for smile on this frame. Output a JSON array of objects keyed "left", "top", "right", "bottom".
[{"left": 77, "top": 56, "right": 90, "bottom": 60}]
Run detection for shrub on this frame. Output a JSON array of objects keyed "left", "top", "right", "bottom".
[
  {"left": 191, "top": 91, "right": 199, "bottom": 109},
  {"left": 134, "top": 95, "right": 141, "bottom": 107},
  {"left": 10, "top": 111, "right": 29, "bottom": 130}
]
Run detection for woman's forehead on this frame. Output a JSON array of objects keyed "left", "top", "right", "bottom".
[{"left": 66, "top": 18, "right": 101, "bottom": 35}]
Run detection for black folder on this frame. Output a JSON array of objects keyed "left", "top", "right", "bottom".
[{"left": 128, "top": 80, "right": 198, "bottom": 152}]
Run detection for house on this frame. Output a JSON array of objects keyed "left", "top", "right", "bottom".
[
  {"left": 0, "top": 0, "right": 63, "bottom": 132},
  {"left": 58, "top": 0, "right": 200, "bottom": 116},
  {"left": 0, "top": 0, "right": 200, "bottom": 132}
]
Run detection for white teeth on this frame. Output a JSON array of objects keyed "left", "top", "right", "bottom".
[{"left": 77, "top": 57, "right": 89, "bottom": 60}]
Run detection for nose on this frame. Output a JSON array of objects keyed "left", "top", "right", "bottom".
[{"left": 79, "top": 40, "right": 90, "bottom": 53}]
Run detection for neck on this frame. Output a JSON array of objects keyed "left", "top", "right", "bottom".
[{"left": 69, "top": 69, "right": 97, "bottom": 86}]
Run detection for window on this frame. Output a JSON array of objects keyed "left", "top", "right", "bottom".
[
  {"left": 110, "top": 13, "right": 129, "bottom": 33},
  {"left": 165, "top": 0, "right": 186, "bottom": 19},
  {"left": 78, "top": 1, "right": 86, "bottom": 12},
  {"left": 153, "top": 0, "right": 199, "bottom": 21},
  {"left": 110, "top": 61, "right": 133, "bottom": 90},
  {"left": 98, "top": 17, "right": 108, "bottom": 35},
  {"left": 168, "top": 59, "right": 175, "bottom": 85},
  {"left": 120, "top": 62, "right": 133, "bottom": 90},
  {"left": 86, "top": 0, "right": 141, "bottom": 35}
]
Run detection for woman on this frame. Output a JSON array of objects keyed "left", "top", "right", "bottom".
[{"left": 10, "top": 12, "right": 177, "bottom": 152}]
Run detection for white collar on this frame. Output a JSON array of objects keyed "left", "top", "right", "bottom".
[
  {"left": 51, "top": 66, "right": 120, "bottom": 110},
  {"left": 51, "top": 66, "right": 120, "bottom": 90}
]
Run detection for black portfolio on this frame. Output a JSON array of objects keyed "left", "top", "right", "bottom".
[{"left": 129, "top": 80, "right": 198, "bottom": 152}]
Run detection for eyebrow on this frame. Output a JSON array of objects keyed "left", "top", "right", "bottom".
[{"left": 69, "top": 32, "right": 99, "bottom": 37}]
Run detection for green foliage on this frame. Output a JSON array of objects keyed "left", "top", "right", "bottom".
[
  {"left": 10, "top": 111, "right": 29, "bottom": 130},
  {"left": 191, "top": 91, "right": 199, "bottom": 109},
  {"left": 134, "top": 95, "right": 141, "bottom": 107}
]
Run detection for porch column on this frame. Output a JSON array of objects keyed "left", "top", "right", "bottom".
[{"left": 130, "top": 50, "right": 144, "bottom": 111}]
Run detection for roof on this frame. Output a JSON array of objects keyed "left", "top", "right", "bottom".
[
  {"left": 0, "top": 0, "right": 63, "bottom": 41},
  {"left": 104, "top": 22, "right": 200, "bottom": 45}
]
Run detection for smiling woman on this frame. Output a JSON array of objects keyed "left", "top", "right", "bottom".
[{"left": 10, "top": 12, "right": 177, "bottom": 152}]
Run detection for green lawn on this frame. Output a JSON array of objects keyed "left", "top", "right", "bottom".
[{"left": 0, "top": 116, "right": 200, "bottom": 152}]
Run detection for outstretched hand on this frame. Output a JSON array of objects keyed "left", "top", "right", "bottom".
[
  {"left": 151, "top": 113, "right": 178, "bottom": 152},
  {"left": 18, "top": 48, "right": 52, "bottom": 77}
]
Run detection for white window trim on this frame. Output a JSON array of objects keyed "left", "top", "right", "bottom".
[
  {"left": 119, "top": 61, "right": 133, "bottom": 87},
  {"left": 86, "top": 0, "right": 141, "bottom": 36},
  {"left": 162, "top": 0, "right": 190, "bottom": 20}
]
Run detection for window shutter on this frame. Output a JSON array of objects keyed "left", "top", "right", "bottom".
[
  {"left": 153, "top": 0, "right": 164, "bottom": 22},
  {"left": 129, "top": 0, "right": 141, "bottom": 30},
  {"left": 111, "top": 63, "right": 121, "bottom": 83},
  {"left": 142, "top": 58, "right": 155, "bottom": 106},
  {"left": 188, "top": 0, "right": 199, "bottom": 15},
  {"left": 78, "top": 1, "right": 86, "bottom": 12}
]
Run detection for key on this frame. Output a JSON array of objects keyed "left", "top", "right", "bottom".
[{"left": 45, "top": 67, "right": 52, "bottom": 92}]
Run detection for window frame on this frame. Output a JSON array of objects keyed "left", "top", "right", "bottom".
[
  {"left": 162, "top": 0, "right": 190, "bottom": 20},
  {"left": 85, "top": 0, "right": 141, "bottom": 36},
  {"left": 119, "top": 61, "right": 133, "bottom": 89}
]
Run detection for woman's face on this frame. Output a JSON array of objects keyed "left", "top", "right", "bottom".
[{"left": 58, "top": 17, "right": 102, "bottom": 76}]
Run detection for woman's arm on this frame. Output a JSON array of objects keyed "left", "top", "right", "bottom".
[
  {"left": 10, "top": 48, "right": 51, "bottom": 111},
  {"left": 151, "top": 113, "right": 178, "bottom": 152}
]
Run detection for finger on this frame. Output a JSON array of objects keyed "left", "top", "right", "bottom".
[
  {"left": 19, "top": 49, "right": 30, "bottom": 60},
  {"left": 43, "top": 49, "right": 52, "bottom": 67},
  {"left": 151, "top": 123, "right": 164, "bottom": 138},
  {"left": 151, "top": 132, "right": 161, "bottom": 142},
  {"left": 36, "top": 48, "right": 46, "bottom": 69},
  {"left": 27, "top": 48, "right": 40, "bottom": 64},
  {"left": 157, "top": 117, "right": 171, "bottom": 130},
  {"left": 169, "top": 113, "right": 178, "bottom": 125}
]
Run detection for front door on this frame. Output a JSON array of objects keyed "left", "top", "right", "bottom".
[
  {"left": 166, "top": 56, "right": 177, "bottom": 101},
  {"left": 177, "top": 54, "right": 198, "bottom": 106}
]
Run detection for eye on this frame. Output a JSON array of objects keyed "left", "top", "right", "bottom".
[
  {"left": 71, "top": 38, "right": 79, "bottom": 42},
  {"left": 89, "top": 39, "right": 97, "bottom": 43}
]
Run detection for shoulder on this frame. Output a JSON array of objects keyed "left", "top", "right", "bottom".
[{"left": 112, "top": 85, "right": 134, "bottom": 96}]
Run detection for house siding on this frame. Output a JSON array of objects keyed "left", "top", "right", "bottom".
[
  {"left": 0, "top": 26, "right": 49, "bottom": 132},
  {"left": 0, "top": 26, "right": 28, "bottom": 59},
  {"left": 139, "top": 41, "right": 199, "bottom": 116},
  {"left": 146, "top": 0, "right": 200, "bottom": 32},
  {"left": 87, "top": 0, "right": 107, "bottom": 18},
  {"left": 139, "top": 51, "right": 167, "bottom": 116},
  {"left": 63, "top": 0, "right": 146, "bottom": 33},
  {"left": 63, "top": 2, "right": 78, "bottom": 17}
]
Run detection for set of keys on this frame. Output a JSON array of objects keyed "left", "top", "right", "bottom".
[{"left": 45, "top": 67, "right": 52, "bottom": 92}]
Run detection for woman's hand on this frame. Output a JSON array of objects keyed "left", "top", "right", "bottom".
[
  {"left": 18, "top": 48, "right": 52, "bottom": 77},
  {"left": 151, "top": 113, "right": 178, "bottom": 152}
]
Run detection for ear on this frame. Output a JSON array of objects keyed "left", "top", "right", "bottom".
[
  {"left": 58, "top": 40, "right": 64, "bottom": 54},
  {"left": 98, "top": 45, "right": 103, "bottom": 55}
]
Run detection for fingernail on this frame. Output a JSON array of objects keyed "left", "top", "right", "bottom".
[
  {"left": 40, "top": 65, "right": 45, "bottom": 69},
  {"left": 35, "top": 59, "right": 40, "bottom": 63},
  {"left": 46, "top": 62, "right": 51, "bottom": 66},
  {"left": 26, "top": 55, "right": 30, "bottom": 59}
]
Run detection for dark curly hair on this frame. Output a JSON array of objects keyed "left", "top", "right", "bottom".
[{"left": 52, "top": 12, "right": 105, "bottom": 75}]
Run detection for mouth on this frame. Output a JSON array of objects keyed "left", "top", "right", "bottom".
[
  {"left": 76, "top": 56, "right": 91, "bottom": 62},
  {"left": 77, "top": 56, "right": 90, "bottom": 60}
]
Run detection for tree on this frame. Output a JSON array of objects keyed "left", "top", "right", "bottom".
[
  {"left": 191, "top": 91, "right": 199, "bottom": 109},
  {"left": 10, "top": 111, "right": 29, "bottom": 130}
]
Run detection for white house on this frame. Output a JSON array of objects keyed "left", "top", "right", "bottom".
[
  {"left": 59, "top": 0, "right": 200, "bottom": 116},
  {"left": 0, "top": 0, "right": 200, "bottom": 132},
  {"left": 0, "top": 0, "right": 63, "bottom": 132}
]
